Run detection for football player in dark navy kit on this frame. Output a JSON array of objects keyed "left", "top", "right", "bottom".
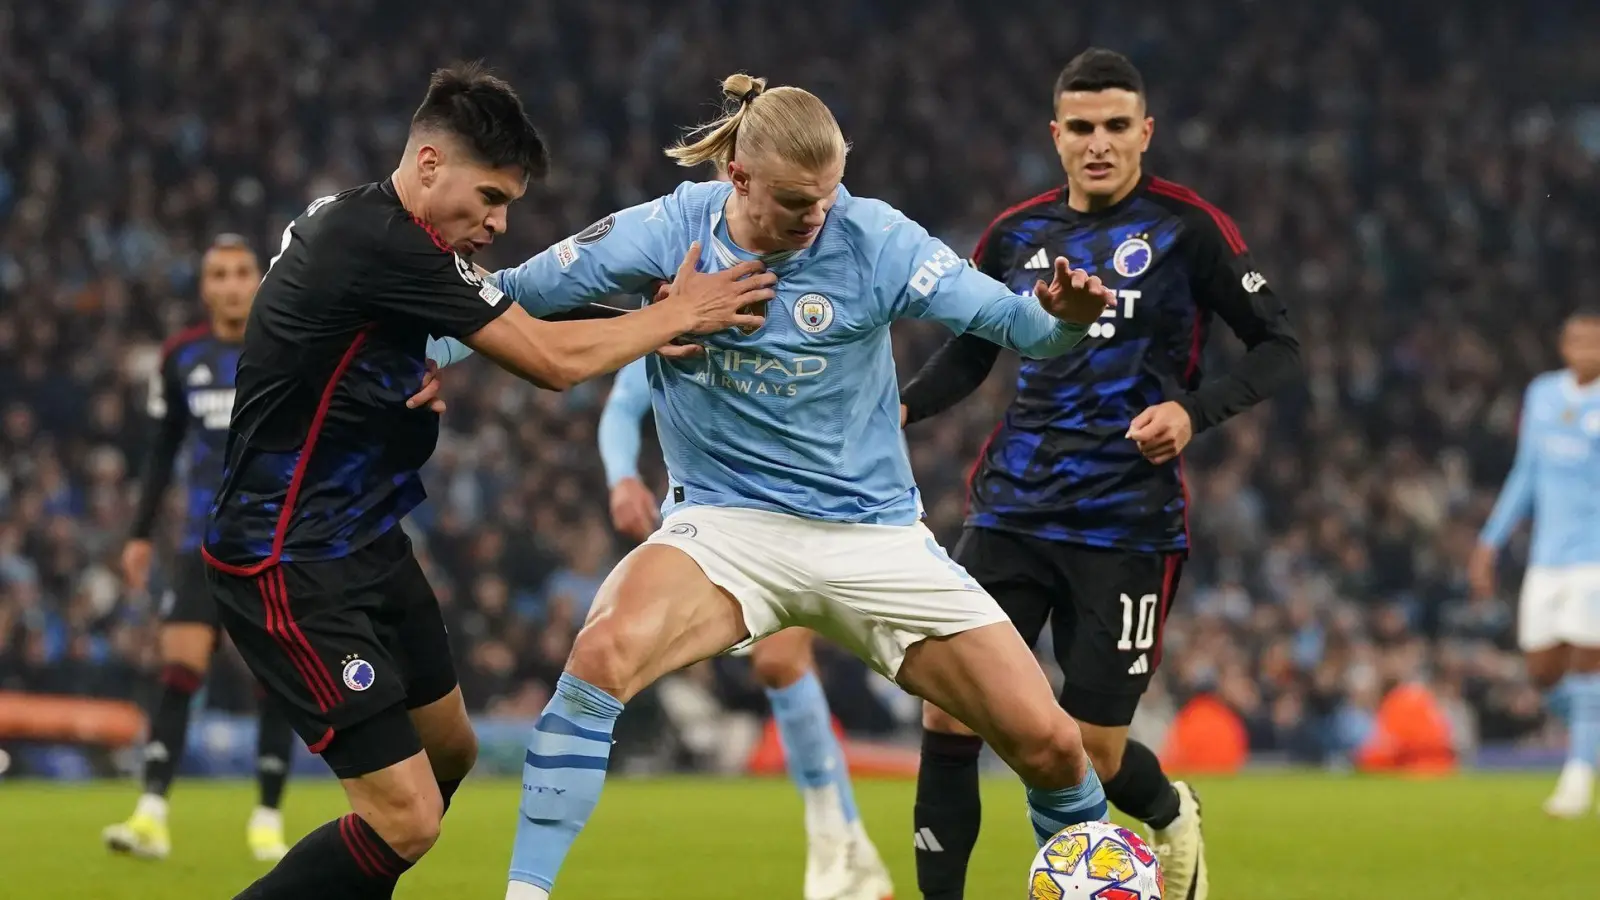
[
  {"left": 207, "top": 64, "right": 773, "bottom": 900},
  {"left": 903, "top": 49, "right": 1300, "bottom": 900},
  {"left": 103, "top": 234, "right": 298, "bottom": 863}
]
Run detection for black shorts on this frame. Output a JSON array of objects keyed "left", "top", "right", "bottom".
[
  {"left": 206, "top": 528, "right": 456, "bottom": 778},
  {"left": 160, "top": 550, "right": 219, "bottom": 628},
  {"left": 953, "top": 527, "right": 1184, "bottom": 728}
]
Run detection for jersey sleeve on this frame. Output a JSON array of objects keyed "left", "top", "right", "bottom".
[
  {"left": 361, "top": 215, "right": 513, "bottom": 339},
  {"left": 874, "top": 207, "right": 1011, "bottom": 334},
  {"left": 130, "top": 349, "right": 190, "bottom": 539},
  {"left": 1480, "top": 383, "right": 1539, "bottom": 548},
  {"left": 597, "top": 358, "right": 652, "bottom": 487},
  {"left": 492, "top": 189, "right": 688, "bottom": 317},
  {"left": 1177, "top": 207, "right": 1301, "bottom": 433}
]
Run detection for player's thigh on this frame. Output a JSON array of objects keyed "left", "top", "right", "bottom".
[
  {"left": 897, "top": 620, "right": 1081, "bottom": 788},
  {"left": 408, "top": 686, "right": 476, "bottom": 780},
  {"left": 567, "top": 536, "right": 753, "bottom": 701},
  {"left": 336, "top": 717, "right": 441, "bottom": 859},
  {"left": 952, "top": 527, "right": 1059, "bottom": 648},
  {"left": 1058, "top": 546, "right": 1184, "bottom": 728},
  {"left": 748, "top": 627, "right": 817, "bottom": 689},
  {"left": 206, "top": 548, "right": 410, "bottom": 760}
]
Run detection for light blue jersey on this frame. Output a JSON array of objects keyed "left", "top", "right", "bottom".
[
  {"left": 1481, "top": 370, "right": 1600, "bottom": 568},
  {"left": 446, "top": 180, "right": 1085, "bottom": 525}
]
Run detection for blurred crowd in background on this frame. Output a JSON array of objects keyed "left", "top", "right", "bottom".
[{"left": 2, "top": 0, "right": 1598, "bottom": 766}]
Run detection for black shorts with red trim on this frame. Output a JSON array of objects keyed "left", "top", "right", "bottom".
[
  {"left": 160, "top": 550, "right": 219, "bottom": 628},
  {"left": 952, "top": 526, "right": 1184, "bottom": 727},
  {"left": 205, "top": 527, "right": 456, "bottom": 775}
]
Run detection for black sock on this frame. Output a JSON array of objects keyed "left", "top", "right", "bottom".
[
  {"left": 233, "top": 814, "right": 414, "bottom": 900},
  {"left": 256, "top": 701, "right": 295, "bottom": 810},
  {"left": 915, "top": 730, "right": 985, "bottom": 900},
  {"left": 142, "top": 664, "right": 202, "bottom": 797},
  {"left": 437, "top": 777, "right": 463, "bottom": 815},
  {"left": 1103, "top": 739, "right": 1180, "bottom": 830}
]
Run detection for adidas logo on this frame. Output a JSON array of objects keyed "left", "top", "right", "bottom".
[
  {"left": 1127, "top": 654, "right": 1150, "bottom": 675},
  {"left": 913, "top": 827, "right": 945, "bottom": 852},
  {"left": 187, "top": 364, "right": 213, "bottom": 386},
  {"left": 1024, "top": 248, "right": 1051, "bottom": 270}
]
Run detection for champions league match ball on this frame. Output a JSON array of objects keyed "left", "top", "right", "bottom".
[{"left": 1027, "top": 821, "right": 1164, "bottom": 900}]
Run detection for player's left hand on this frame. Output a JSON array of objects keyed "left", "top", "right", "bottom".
[
  {"left": 1127, "top": 401, "right": 1193, "bottom": 465},
  {"left": 406, "top": 361, "right": 447, "bottom": 413},
  {"left": 1035, "top": 256, "right": 1116, "bottom": 326}
]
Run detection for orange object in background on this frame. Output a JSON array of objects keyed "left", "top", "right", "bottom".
[
  {"left": 1160, "top": 694, "right": 1248, "bottom": 774},
  {"left": 0, "top": 691, "right": 145, "bottom": 747},
  {"left": 747, "top": 717, "right": 921, "bottom": 778},
  {"left": 1354, "top": 683, "right": 1457, "bottom": 775}
]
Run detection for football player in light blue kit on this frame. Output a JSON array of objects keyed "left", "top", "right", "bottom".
[
  {"left": 433, "top": 74, "right": 1115, "bottom": 899},
  {"left": 601, "top": 355, "right": 892, "bottom": 898},
  {"left": 1472, "top": 308, "right": 1600, "bottom": 818}
]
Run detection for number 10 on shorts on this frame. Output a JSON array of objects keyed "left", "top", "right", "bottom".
[{"left": 1117, "top": 593, "right": 1158, "bottom": 651}]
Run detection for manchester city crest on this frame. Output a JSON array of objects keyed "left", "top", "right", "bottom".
[{"left": 793, "top": 293, "right": 834, "bottom": 334}]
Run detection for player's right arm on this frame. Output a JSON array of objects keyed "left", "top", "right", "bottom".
[
  {"left": 1471, "top": 382, "right": 1539, "bottom": 597},
  {"left": 124, "top": 345, "right": 190, "bottom": 590},
  {"left": 598, "top": 359, "right": 660, "bottom": 540}
]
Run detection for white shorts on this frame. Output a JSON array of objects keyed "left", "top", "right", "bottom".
[
  {"left": 645, "top": 506, "right": 1010, "bottom": 679},
  {"left": 1519, "top": 565, "right": 1600, "bottom": 651}
]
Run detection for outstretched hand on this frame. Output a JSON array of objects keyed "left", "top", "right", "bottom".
[
  {"left": 405, "top": 360, "right": 447, "bottom": 413},
  {"left": 1034, "top": 256, "right": 1116, "bottom": 326},
  {"left": 662, "top": 242, "right": 776, "bottom": 335}
]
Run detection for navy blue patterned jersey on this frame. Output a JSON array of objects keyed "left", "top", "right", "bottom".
[
  {"left": 903, "top": 175, "right": 1298, "bottom": 553},
  {"left": 203, "top": 180, "right": 511, "bottom": 574},
  {"left": 130, "top": 325, "right": 243, "bottom": 551}
]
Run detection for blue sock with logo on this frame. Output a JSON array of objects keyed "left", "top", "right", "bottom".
[
  {"left": 768, "top": 670, "right": 860, "bottom": 825},
  {"left": 507, "top": 673, "right": 623, "bottom": 894},
  {"left": 1567, "top": 672, "right": 1600, "bottom": 767},
  {"left": 1026, "top": 764, "right": 1108, "bottom": 847}
]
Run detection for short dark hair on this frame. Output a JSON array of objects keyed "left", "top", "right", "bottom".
[
  {"left": 1569, "top": 306, "right": 1600, "bottom": 323},
  {"left": 411, "top": 61, "right": 548, "bottom": 178},
  {"left": 1053, "top": 48, "right": 1145, "bottom": 102}
]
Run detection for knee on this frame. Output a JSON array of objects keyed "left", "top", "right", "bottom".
[
  {"left": 367, "top": 785, "right": 444, "bottom": 861},
  {"left": 921, "top": 701, "right": 977, "bottom": 737},
  {"left": 566, "top": 615, "right": 648, "bottom": 702},
  {"left": 751, "top": 639, "right": 813, "bottom": 690},
  {"left": 1006, "top": 716, "right": 1088, "bottom": 791}
]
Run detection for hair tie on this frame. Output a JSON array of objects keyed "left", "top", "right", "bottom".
[{"left": 741, "top": 88, "right": 760, "bottom": 106}]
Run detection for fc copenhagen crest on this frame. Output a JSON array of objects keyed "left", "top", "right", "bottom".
[
  {"left": 1112, "top": 235, "right": 1153, "bottom": 278},
  {"left": 792, "top": 293, "right": 834, "bottom": 334}
]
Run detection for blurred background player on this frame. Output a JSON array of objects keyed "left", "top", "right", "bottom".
[
  {"left": 1472, "top": 307, "right": 1600, "bottom": 818},
  {"left": 901, "top": 49, "right": 1300, "bottom": 900},
  {"left": 600, "top": 356, "right": 893, "bottom": 900},
  {"left": 103, "top": 234, "right": 294, "bottom": 862},
  {"left": 452, "top": 72, "right": 1115, "bottom": 900}
]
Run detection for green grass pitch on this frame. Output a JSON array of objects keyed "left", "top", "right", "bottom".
[{"left": 1, "top": 773, "right": 1595, "bottom": 898}]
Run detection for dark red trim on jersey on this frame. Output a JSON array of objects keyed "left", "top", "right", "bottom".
[
  {"left": 159, "top": 323, "right": 213, "bottom": 359},
  {"left": 971, "top": 187, "right": 1064, "bottom": 261},
  {"left": 407, "top": 214, "right": 453, "bottom": 255},
  {"left": 1152, "top": 553, "right": 1182, "bottom": 667},
  {"left": 203, "top": 330, "right": 371, "bottom": 576},
  {"left": 257, "top": 570, "right": 340, "bottom": 712},
  {"left": 1184, "top": 309, "right": 1204, "bottom": 384},
  {"left": 1177, "top": 457, "right": 1193, "bottom": 550},
  {"left": 1147, "top": 178, "right": 1247, "bottom": 255},
  {"left": 962, "top": 423, "right": 1004, "bottom": 516}
]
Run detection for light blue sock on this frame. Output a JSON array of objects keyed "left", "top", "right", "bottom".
[
  {"left": 507, "top": 673, "right": 624, "bottom": 893},
  {"left": 1547, "top": 677, "right": 1574, "bottom": 727},
  {"left": 1567, "top": 672, "right": 1600, "bottom": 767},
  {"left": 767, "top": 671, "right": 860, "bottom": 824},
  {"left": 1026, "top": 764, "right": 1108, "bottom": 847}
]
